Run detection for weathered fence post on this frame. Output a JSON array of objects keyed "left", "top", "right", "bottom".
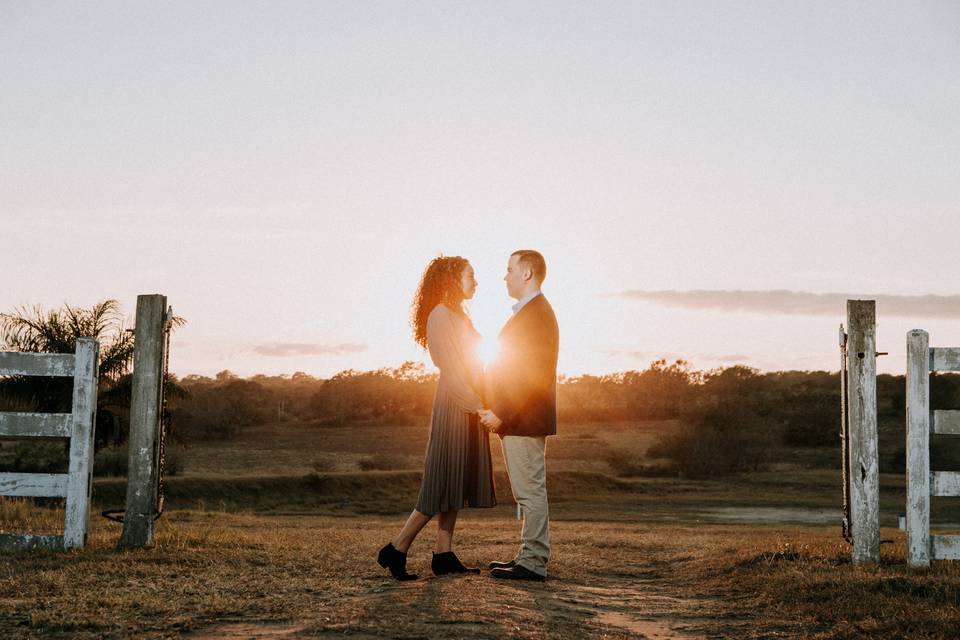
[
  {"left": 846, "top": 300, "right": 880, "bottom": 563},
  {"left": 118, "top": 294, "right": 167, "bottom": 549},
  {"left": 63, "top": 338, "right": 100, "bottom": 549},
  {"left": 906, "top": 329, "right": 931, "bottom": 567}
]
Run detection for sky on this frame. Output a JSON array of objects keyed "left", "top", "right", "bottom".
[{"left": 2, "top": 1, "right": 959, "bottom": 378}]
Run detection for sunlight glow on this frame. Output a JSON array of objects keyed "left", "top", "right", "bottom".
[{"left": 478, "top": 336, "right": 500, "bottom": 368}]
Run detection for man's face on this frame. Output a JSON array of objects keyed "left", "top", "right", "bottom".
[{"left": 503, "top": 254, "right": 526, "bottom": 300}]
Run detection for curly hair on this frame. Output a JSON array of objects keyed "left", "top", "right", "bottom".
[{"left": 411, "top": 256, "right": 469, "bottom": 349}]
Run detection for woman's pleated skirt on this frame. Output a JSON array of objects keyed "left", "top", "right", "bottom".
[{"left": 415, "top": 390, "right": 497, "bottom": 515}]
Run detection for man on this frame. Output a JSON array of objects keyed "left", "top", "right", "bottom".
[{"left": 480, "top": 249, "right": 559, "bottom": 582}]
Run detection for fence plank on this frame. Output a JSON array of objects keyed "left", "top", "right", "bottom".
[
  {"left": 907, "top": 329, "right": 931, "bottom": 567},
  {"left": 0, "top": 413, "right": 72, "bottom": 438},
  {"left": 931, "top": 348, "right": 960, "bottom": 372},
  {"left": 932, "top": 410, "right": 960, "bottom": 435},
  {"left": 0, "top": 352, "right": 75, "bottom": 377},
  {"left": 847, "top": 300, "right": 880, "bottom": 564},
  {"left": 0, "top": 533, "right": 64, "bottom": 552},
  {"left": 0, "top": 472, "right": 68, "bottom": 497},
  {"left": 932, "top": 471, "right": 960, "bottom": 497},
  {"left": 62, "top": 338, "right": 99, "bottom": 549},
  {"left": 932, "top": 535, "right": 960, "bottom": 560}
]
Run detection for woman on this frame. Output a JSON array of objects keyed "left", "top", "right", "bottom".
[{"left": 377, "top": 256, "right": 497, "bottom": 581}]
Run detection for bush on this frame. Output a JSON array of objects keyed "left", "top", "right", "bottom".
[
  {"left": 648, "top": 401, "right": 776, "bottom": 477},
  {"left": 781, "top": 390, "right": 840, "bottom": 447}
]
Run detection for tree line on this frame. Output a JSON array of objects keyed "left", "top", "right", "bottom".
[{"left": 4, "top": 301, "right": 960, "bottom": 478}]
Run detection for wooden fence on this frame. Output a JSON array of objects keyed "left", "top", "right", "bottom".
[
  {"left": 906, "top": 330, "right": 960, "bottom": 566},
  {"left": 0, "top": 338, "right": 99, "bottom": 550}
]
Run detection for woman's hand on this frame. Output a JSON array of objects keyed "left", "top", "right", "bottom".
[{"left": 478, "top": 409, "right": 503, "bottom": 433}]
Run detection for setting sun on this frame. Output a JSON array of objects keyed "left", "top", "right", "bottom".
[{"left": 478, "top": 336, "right": 500, "bottom": 369}]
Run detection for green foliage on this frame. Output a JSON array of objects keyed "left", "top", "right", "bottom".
[
  {"left": 0, "top": 300, "right": 135, "bottom": 382},
  {"left": 0, "top": 299, "right": 186, "bottom": 449}
]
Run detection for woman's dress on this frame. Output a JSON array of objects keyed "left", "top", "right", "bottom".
[{"left": 414, "top": 304, "right": 497, "bottom": 515}]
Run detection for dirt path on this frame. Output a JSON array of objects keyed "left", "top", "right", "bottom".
[{"left": 189, "top": 570, "right": 727, "bottom": 639}]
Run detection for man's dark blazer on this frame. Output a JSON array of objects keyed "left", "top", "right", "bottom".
[{"left": 486, "top": 294, "right": 559, "bottom": 438}]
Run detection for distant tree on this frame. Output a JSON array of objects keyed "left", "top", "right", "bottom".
[
  {"left": 0, "top": 300, "right": 135, "bottom": 411},
  {"left": 308, "top": 362, "right": 436, "bottom": 425},
  {"left": 173, "top": 375, "right": 273, "bottom": 440},
  {"left": 622, "top": 359, "right": 700, "bottom": 419},
  {"left": 0, "top": 300, "right": 185, "bottom": 447}
]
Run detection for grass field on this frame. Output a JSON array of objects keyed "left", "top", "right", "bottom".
[{"left": 3, "top": 419, "right": 960, "bottom": 638}]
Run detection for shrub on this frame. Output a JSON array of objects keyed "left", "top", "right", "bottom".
[
  {"left": 648, "top": 401, "right": 776, "bottom": 477},
  {"left": 781, "top": 390, "right": 840, "bottom": 447}
]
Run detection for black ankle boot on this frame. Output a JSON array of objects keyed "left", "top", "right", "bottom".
[
  {"left": 432, "top": 551, "right": 481, "bottom": 576},
  {"left": 378, "top": 543, "right": 418, "bottom": 581}
]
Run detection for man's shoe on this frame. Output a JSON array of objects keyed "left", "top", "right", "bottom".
[
  {"left": 488, "top": 559, "right": 516, "bottom": 570},
  {"left": 490, "top": 564, "right": 546, "bottom": 582}
]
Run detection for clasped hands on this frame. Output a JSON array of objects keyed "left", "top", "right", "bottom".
[{"left": 478, "top": 409, "right": 502, "bottom": 433}]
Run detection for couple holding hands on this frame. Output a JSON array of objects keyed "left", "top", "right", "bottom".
[{"left": 377, "top": 249, "right": 559, "bottom": 582}]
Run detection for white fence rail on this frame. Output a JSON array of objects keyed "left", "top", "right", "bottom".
[{"left": 0, "top": 339, "right": 99, "bottom": 551}]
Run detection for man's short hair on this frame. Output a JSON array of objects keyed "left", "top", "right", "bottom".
[{"left": 511, "top": 249, "right": 547, "bottom": 282}]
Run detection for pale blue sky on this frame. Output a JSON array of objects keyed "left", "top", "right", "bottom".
[{"left": 2, "top": 1, "right": 959, "bottom": 376}]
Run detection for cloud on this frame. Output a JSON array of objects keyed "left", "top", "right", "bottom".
[
  {"left": 617, "top": 289, "right": 960, "bottom": 318},
  {"left": 251, "top": 342, "right": 367, "bottom": 357},
  {"left": 601, "top": 349, "right": 750, "bottom": 364}
]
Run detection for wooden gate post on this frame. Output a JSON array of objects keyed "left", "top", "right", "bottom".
[
  {"left": 906, "top": 329, "right": 931, "bottom": 567},
  {"left": 118, "top": 294, "right": 167, "bottom": 549},
  {"left": 846, "top": 300, "right": 880, "bottom": 563}
]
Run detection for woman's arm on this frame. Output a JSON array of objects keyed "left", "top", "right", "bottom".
[{"left": 427, "top": 306, "right": 484, "bottom": 413}]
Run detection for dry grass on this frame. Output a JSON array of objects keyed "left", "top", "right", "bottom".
[
  {"left": 4, "top": 420, "right": 960, "bottom": 638},
  {"left": 3, "top": 510, "right": 960, "bottom": 639}
]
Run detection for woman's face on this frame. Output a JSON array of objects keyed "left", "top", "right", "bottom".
[{"left": 460, "top": 263, "right": 477, "bottom": 300}]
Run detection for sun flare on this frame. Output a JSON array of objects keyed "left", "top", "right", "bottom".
[{"left": 478, "top": 337, "right": 500, "bottom": 368}]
